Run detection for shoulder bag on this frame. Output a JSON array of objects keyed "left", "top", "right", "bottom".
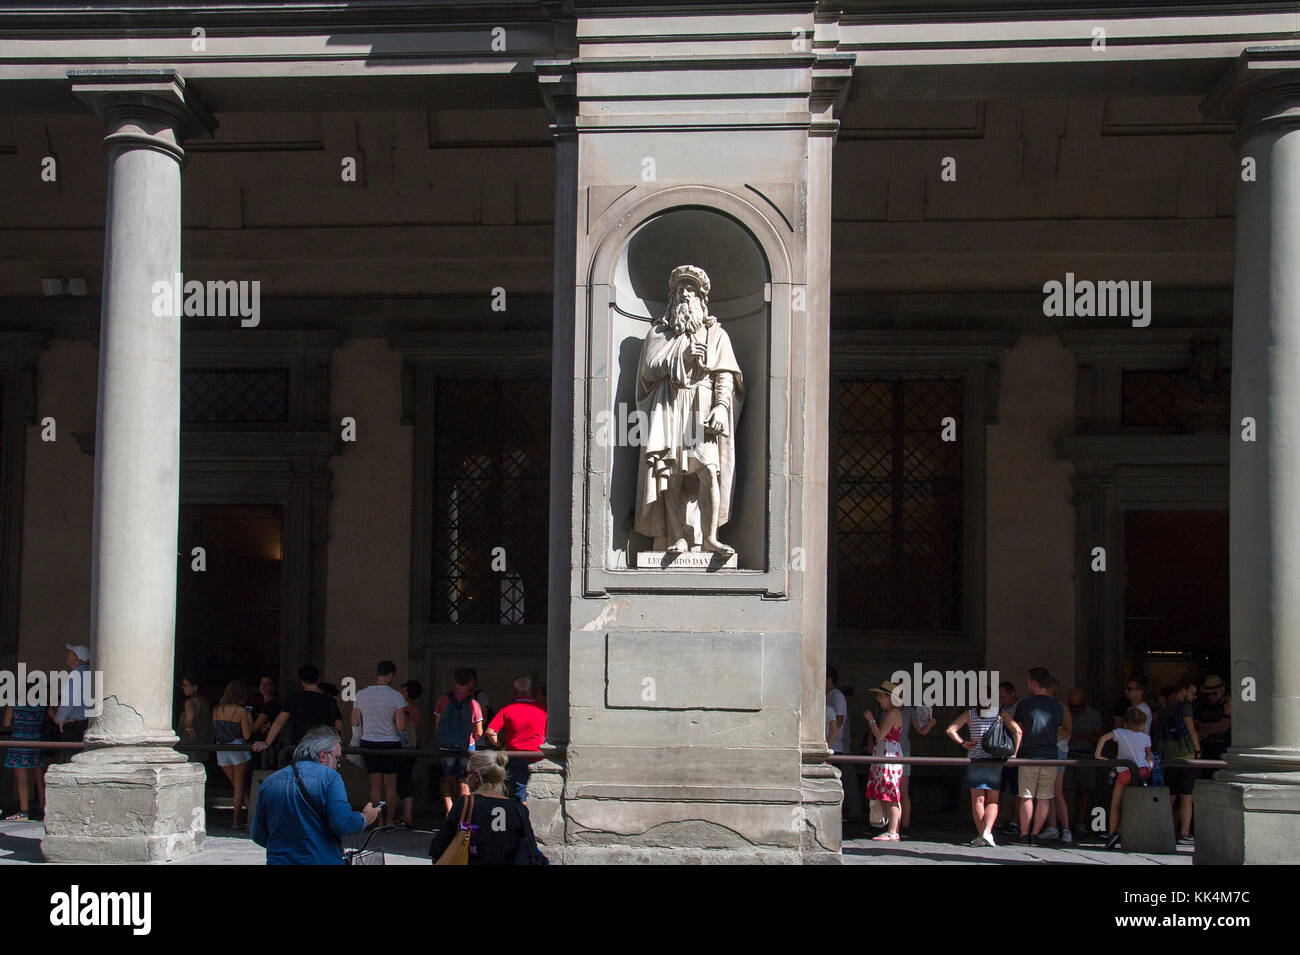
[
  {"left": 291, "top": 762, "right": 385, "bottom": 866},
  {"left": 980, "top": 711, "right": 1016, "bottom": 759},
  {"left": 433, "top": 794, "right": 476, "bottom": 866}
]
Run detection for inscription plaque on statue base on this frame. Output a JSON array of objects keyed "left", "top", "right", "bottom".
[{"left": 636, "top": 550, "right": 738, "bottom": 570}]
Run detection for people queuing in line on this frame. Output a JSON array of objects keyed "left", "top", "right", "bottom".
[
  {"left": 54, "top": 643, "right": 92, "bottom": 759},
  {"left": 212, "top": 680, "right": 254, "bottom": 829},
  {"left": 177, "top": 673, "right": 214, "bottom": 764},
  {"left": 947, "top": 698, "right": 1023, "bottom": 847},
  {"left": 1193, "top": 675, "right": 1231, "bottom": 766},
  {"left": 1065, "top": 687, "right": 1103, "bottom": 837},
  {"left": 898, "top": 700, "right": 935, "bottom": 834},
  {"left": 395, "top": 680, "right": 422, "bottom": 827},
  {"left": 996, "top": 680, "right": 1021, "bottom": 836},
  {"left": 2, "top": 701, "right": 50, "bottom": 820},
  {"left": 434, "top": 668, "right": 485, "bottom": 814},
  {"left": 352, "top": 660, "right": 406, "bottom": 826},
  {"left": 826, "top": 665, "right": 861, "bottom": 821},
  {"left": 250, "top": 675, "right": 282, "bottom": 770},
  {"left": 485, "top": 676, "right": 547, "bottom": 803},
  {"left": 862, "top": 682, "right": 905, "bottom": 841},
  {"left": 1038, "top": 676, "right": 1072, "bottom": 843},
  {"left": 1011, "top": 668, "right": 1069, "bottom": 846},
  {"left": 1155, "top": 677, "right": 1201, "bottom": 845},
  {"left": 44, "top": 653, "right": 1215, "bottom": 856},
  {"left": 1095, "top": 706, "right": 1154, "bottom": 850},
  {"left": 3, "top": 644, "right": 95, "bottom": 819},
  {"left": 253, "top": 664, "right": 344, "bottom": 761},
  {"left": 1114, "top": 673, "right": 1153, "bottom": 733}
]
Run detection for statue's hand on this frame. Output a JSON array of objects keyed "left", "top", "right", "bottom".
[
  {"left": 705, "top": 405, "right": 728, "bottom": 436},
  {"left": 688, "top": 340, "right": 707, "bottom": 365}
]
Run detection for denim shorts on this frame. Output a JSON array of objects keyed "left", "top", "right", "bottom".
[
  {"left": 440, "top": 755, "right": 470, "bottom": 780},
  {"left": 966, "top": 759, "right": 1004, "bottom": 791}
]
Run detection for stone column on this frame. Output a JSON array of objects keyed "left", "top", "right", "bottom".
[
  {"left": 797, "top": 56, "right": 856, "bottom": 862},
  {"left": 42, "top": 70, "right": 214, "bottom": 863},
  {"left": 527, "top": 60, "right": 578, "bottom": 846},
  {"left": 1196, "top": 49, "right": 1300, "bottom": 864}
]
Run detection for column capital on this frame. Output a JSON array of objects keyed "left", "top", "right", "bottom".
[
  {"left": 1203, "top": 47, "right": 1300, "bottom": 144},
  {"left": 69, "top": 69, "right": 216, "bottom": 163},
  {"left": 810, "top": 52, "right": 856, "bottom": 139},
  {"left": 535, "top": 58, "right": 577, "bottom": 139}
]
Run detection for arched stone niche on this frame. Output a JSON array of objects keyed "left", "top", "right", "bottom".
[{"left": 582, "top": 187, "right": 794, "bottom": 596}]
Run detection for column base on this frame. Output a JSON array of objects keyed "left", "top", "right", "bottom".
[
  {"left": 799, "top": 761, "right": 844, "bottom": 864},
  {"left": 1194, "top": 778, "right": 1300, "bottom": 864},
  {"left": 524, "top": 751, "right": 843, "bottom": 864},
  {"left": 524, "top": 750, "right": 567, "bottom": 853},
  {"left": 41, "top": 745, "right": 206, "bottom": 864}
]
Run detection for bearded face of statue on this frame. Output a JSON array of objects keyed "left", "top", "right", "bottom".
[{"left": 665, "top": 282, "right": 707, "bottom": 337}]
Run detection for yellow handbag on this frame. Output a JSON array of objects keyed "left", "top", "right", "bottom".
[{"left": 433, "top": 794, "right": 475, "bottom": 865}]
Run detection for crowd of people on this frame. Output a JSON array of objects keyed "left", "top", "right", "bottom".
[
  {"left": 166, "top": 659, "right": 549, "bottom": 865},
  {"left": 0, "top": 643, "right": 92, "bottom": 821},
  {"left": 829, "top": 664, "right": 1230, "bottom": 850},
  {"left": 3, "top": 648, "right": 1229, "bottom": 863}
]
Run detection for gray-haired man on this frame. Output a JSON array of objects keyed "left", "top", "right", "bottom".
[{"left": 251, "top": 727, "right": 380, "bottom": 865}]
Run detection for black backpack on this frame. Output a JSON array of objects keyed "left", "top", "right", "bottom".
[{"left": 436, "top": 693, "right": 474, "bottom": 752}]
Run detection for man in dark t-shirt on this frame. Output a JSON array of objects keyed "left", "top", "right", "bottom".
[
  {"left": 1012, "top": 668, "right": 1069, "bottom": 844},
  {"left": 252, "top": 665, "right": 344, "bottom": 758}
]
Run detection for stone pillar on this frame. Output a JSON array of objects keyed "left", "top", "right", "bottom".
[
  {"left": 42, "top": 70, "right": 214, "bottom": 863},
  {"left": 1196, "top": 50, "right": 1300, "bottom": 864},
  {"left": 534, "top": 7, "right": 854, "bottom": 863},
  {"left": 528, "top": 61, "right": 578, "bottom": 847},
  {"left": 796, "top": 59, "right": 855, "bottom": 862}
]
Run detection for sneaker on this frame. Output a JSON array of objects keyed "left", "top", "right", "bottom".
[
  {"left": 1059, "top": 828, "right": 1073, "bottom": 844},
  {"left": 1039, "top": 826, "right": 1060, "bottom": 840},
  {"left": 1103, "top": 832, "right": 1122, "bottom": 850},
  {"left": 981, "top": 831, "right": 998, "bottom": 848},
  {"left": 1020, "top": 834, "right": 1037, "bottom": 847},
  {"left": 968, "top": 835, "right": 987, "bottom": 846},
  {"left": 1177, "top": 834, "right": 1195, "bottom": 845},
  {"left": 2, "top": 811, "right": 28, "bottom": 821}
]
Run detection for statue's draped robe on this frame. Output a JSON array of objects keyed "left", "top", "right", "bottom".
[{"left": 634, "top": 317, "right": 745, "bottom": 542}]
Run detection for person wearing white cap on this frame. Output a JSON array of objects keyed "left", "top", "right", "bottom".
[{"left": 54, "top": 644, "right": 91, "bottom": 758}]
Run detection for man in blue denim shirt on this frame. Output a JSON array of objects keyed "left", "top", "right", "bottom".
[{"left": 252, "top": 727, "right": 380, "bottom": 865}]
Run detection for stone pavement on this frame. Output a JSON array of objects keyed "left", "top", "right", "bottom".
[
  {"left": 1, "top": 818, "right": 1191, "bottom": 864},
  {"left": 842, "top": 830, "right": 1192, "bottom": 865},
  {"left": 0, "top": 819, "right": 434, "bottom": 865}
]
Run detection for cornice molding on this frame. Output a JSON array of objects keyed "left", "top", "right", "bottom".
[
  {"left": 388, "top": 328, "right": 551, "bottom": 374},
  {"left": 1057, "top": 432, "right": 1228, "bottom": 469},
  {"left": 1060, "top": 327, "right": 1232, "bottom": 366},
  {"left": 830, "top": 328, "right": 1018, "bottom": 369}
]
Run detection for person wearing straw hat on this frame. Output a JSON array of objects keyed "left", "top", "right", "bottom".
[
  {"left": 1193, "top": 674, "right": 1231, "bottom": 764},
  {"left": 863, "top": 681, "right": 906, "bottom": 842}
]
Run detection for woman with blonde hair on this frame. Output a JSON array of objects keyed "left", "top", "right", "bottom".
[{"left": 428, "top": 750, "right": 547, "bottom": 865}]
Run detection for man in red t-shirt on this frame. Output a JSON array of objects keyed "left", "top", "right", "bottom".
[{"left": 486, "top": 676, "right": 548, "bottom": 802}]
